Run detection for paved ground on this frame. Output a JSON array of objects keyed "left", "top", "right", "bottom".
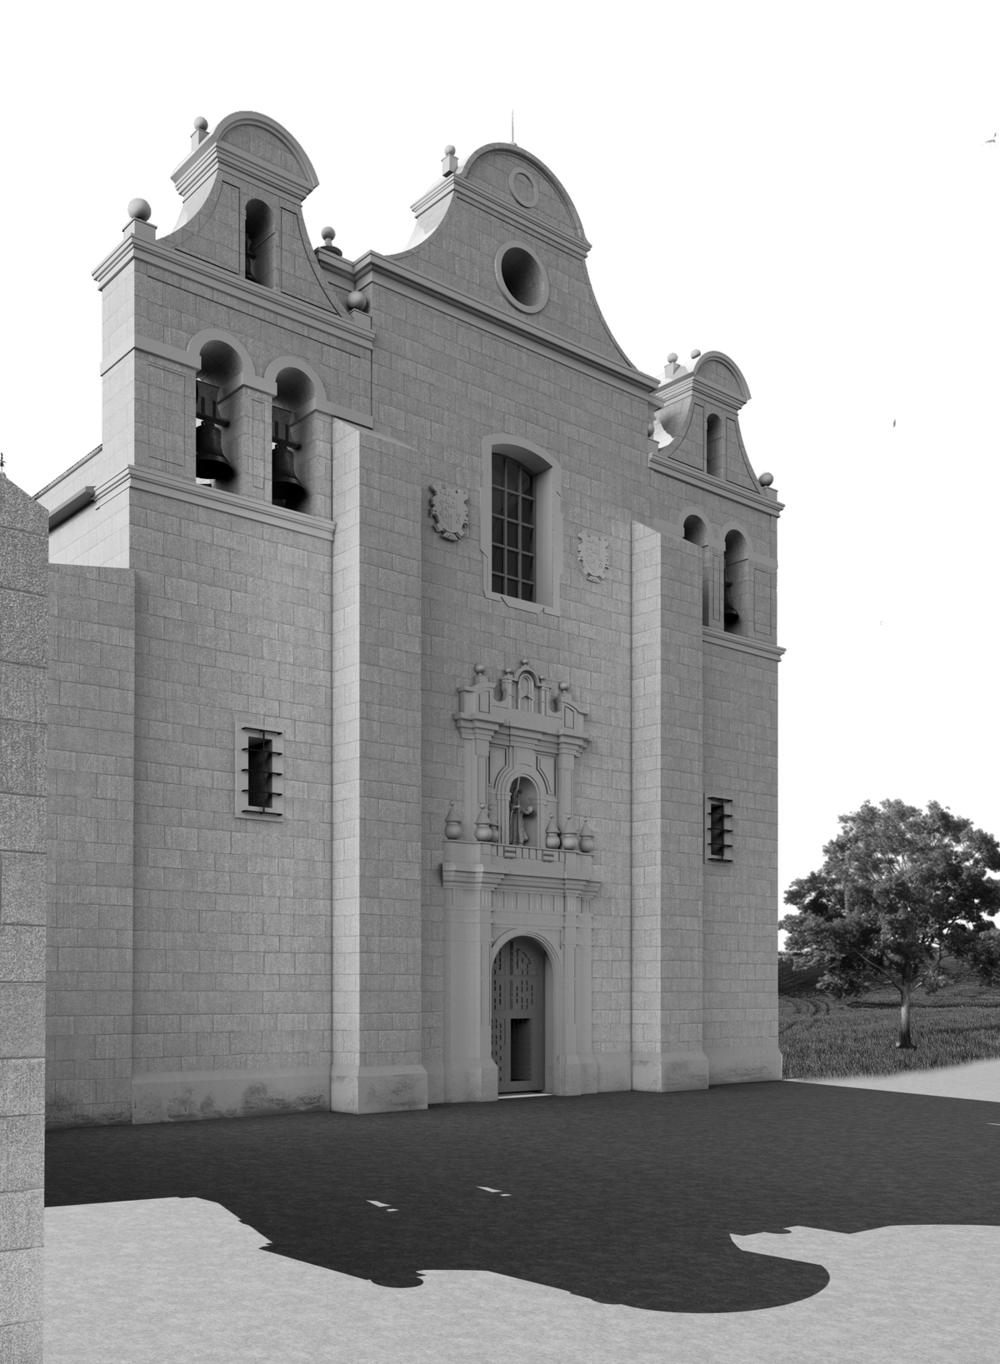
[
  {"left": 788, "top": 1054, "right": 1000, "bottom": 1101},
  {"left": 43, "top": 1066, "right": 1000, "bottom": 1363}
]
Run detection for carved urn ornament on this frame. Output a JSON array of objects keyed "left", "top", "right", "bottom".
[
  {"left": 429, "top": 484, "right": 469, "bottom": 541},
  {"left": 444, "top": 802, "right": 463, "bottom": 840}
]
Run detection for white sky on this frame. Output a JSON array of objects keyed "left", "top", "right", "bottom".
[{"left": 3, "top": 2, "right": 997, "bottom": 945}]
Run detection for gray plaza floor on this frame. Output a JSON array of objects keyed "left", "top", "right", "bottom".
[{"left": 44, "top": 1066, "right": 1000, "bottom": 1364}]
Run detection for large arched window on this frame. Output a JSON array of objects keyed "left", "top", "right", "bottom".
[
  {"left": 480, "top": 437, "right": 562, "bottom": 613},
  {"left": 492, "top": 454, "right": 536, "bottom": 600}
]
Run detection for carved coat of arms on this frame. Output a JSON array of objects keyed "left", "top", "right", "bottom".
[
  {"left": 429, "top": 485, "right": 469, "bottom": 542},
  {"left": 577, "top": 531, "right": 611, "bottom": 582}
]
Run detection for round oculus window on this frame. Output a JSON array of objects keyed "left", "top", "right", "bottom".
[{"left": 495, "top": 243, "right": 549, "bottom": 313}]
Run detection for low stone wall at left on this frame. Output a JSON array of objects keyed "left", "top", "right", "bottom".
[{"left": 0, "top": 473, "right": 47, "bottom": 1364}]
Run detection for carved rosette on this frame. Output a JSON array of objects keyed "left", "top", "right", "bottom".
[
  {"left": 577, "top": 531, "right": 611, "bottom": 582},
  {"left": 429, "top": 484, "right": 469, "bottom": 541}
]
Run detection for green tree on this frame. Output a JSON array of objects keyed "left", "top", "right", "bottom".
[{"left": 780, "top": 800, "right": 1000, "bottom": 1049}]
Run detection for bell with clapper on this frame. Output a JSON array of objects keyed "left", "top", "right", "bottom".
[
  {"left": 723, "top": 578, "right": 739, "bottom": 627},
  {"left": 195, "top": 381, "right": 234, "bottom": 482},
  {"left": 271, "top": 408, "right": 307, "bottom": 509}
]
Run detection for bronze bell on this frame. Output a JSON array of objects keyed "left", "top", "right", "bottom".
[
  {"left": 723, "top": 578, "right": 740, "bottom": 626},
  {"left": 272, "top": 439, "right": 307, "bottom": 508},
  {"left": 195, "top": 419, "right": 234, "bottom": 481}
]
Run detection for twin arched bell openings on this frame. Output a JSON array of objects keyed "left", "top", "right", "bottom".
[
  {"left": 682, "top": 511, "right": 752, "bottom": 635},
  {"left": 191, "top": 334, "right": 314, "bottom": 512}
]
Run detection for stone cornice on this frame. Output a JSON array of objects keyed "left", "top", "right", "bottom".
[
  {"left": 98, "top": 335, "right": 373, "bottom": 430},
  {"left": 702, "top": 628, "right": 785, "bottom": 661},
  {"left": 453, "top": 713, "right": 589, "bottom": 750},
  {"left": 355, "top": 251, "right": 658, "bottom": 397},
  {"left": 95, "top": 464, "right": 337, "bottom": 541},
  {"left": 441, "top": 849, "right": 600, "bottom": 898},
  {"left": 653, "top": 371, "right": 747, "bottom": 413},
  {"left": 313, "top": 248, "right": 358, "bottom": 285},
  {"left": 648, "top": 451, "right": 784, "bottom": 517},
  {"left": 171, "top": 139, "right": 315, "bottom": 206},
  {"left": 411, "top": 175, "right": 592, "bottom": 259},
  {"left": 92, "top": 236, "right": 374, "bottom": 354}
]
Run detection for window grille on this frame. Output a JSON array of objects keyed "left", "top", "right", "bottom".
[
  {"left": 705, "top": 796, "right": 733, "bottom": 862},
  {"left": 238, "top": 727, "right": 283, "bottom": 817},
  {"left": 492, "top": 454, "right": 535, "bottom": 600}
]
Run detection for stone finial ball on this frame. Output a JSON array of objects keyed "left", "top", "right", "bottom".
[
  {"left": 690, "top": 349, "right": 702, "bottom": 359},
  {"left": 321, "top": 226, "right": 336, "bottom": 243},
  {"left": 667, "top": 352, "right": 678, "bottom": 364},
  {"left": 193, "top": 116, "right": 209, "bottom": 132},
  {"left": 346, "top": 290, "right": 369, "bottom": 312},
  {"left": 444, "top": 145, "right": 456, "bottom": 156},
  {"left": 128, "top": 198, "right": 152, "bottom": 222},
  {"left": 759, "top": 472, "right": 774, "bottom": 487}
]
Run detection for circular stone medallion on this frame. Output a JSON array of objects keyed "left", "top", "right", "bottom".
[{"left": 508, "top": 167, "right": 539, "bottom": 208}]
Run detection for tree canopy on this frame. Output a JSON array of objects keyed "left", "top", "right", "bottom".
[{"left": 780, "top": 799, "right": 1000, "bottom": 1047}]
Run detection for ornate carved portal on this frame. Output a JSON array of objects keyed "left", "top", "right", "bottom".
[{"left": 440, "top": 662, "right": 600, "bottom": 1106}]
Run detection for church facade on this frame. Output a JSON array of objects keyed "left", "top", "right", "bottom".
[{"left": 35, "top": 111, "right": 784, "bottom": 1126}]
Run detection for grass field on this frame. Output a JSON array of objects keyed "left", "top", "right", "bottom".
[{"left": 778, "top": 968, "right": 1000, "bottom": 1079}]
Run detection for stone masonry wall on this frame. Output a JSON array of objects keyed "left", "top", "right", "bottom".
[
  {"left": 0, "top": 473, "right": 48, "bottom": 1363},
  {"left": 46, "top": 565, "right": 135, "bottom": 1127}
]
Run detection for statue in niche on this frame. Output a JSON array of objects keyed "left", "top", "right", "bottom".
[{"left": 508, "top": 778, "right": 536, "bottom": 846}]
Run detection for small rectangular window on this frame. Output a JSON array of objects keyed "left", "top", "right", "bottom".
[
  {"left": 705, "top": 796, "right": 733, "bottom": 862},
  {"left": 237, "top": 726, "right": 283, "bottom": 818}
]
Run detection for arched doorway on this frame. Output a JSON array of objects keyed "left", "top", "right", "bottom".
[{"left": 491, "top": 937, "right": 546, "bottom": 1093}]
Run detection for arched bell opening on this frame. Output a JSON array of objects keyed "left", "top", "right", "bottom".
[
  {"left": 724, "top": 529, "right": 749, "bottom": 634},
  {"left": 683, "top": 515, "right": 711, "bottom": 627},
  {"left": 245, "top": 199, "right": 275, "bottom": 288},
  {"left": 506, "top": 775, "right": 539, "bottom": 847},
  {"left": 491, "top": 936, "right": 547, "bottom": 1095},
  {"left": 706, "top": 413, "right": 724, "bottom": 478},
  {"left": 271, "top": 368, "right": 314, "bottom": 510},
  {"left": 195, "top": 340, "right": 242, "bottom": 485}
]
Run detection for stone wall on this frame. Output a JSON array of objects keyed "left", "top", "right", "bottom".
[
  {"left": 0, "top": 472, "right": 48, "bottom": 1363},
  {"left": 46, "top": 566, "right": 135, "bottom": 1126}
]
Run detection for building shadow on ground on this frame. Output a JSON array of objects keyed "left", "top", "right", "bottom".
[{"left": 44, "top": 1083, "right": 1000, "bottom": 1314}]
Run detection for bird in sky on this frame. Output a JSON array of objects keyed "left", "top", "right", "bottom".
[
  {"left": 892, "top": 419, "right": 896, "bottom": 427},
  {"left": 987, "top": 132, "right": 997, "bottom": 143}
]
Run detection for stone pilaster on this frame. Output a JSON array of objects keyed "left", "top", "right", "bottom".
[
  {"left": 631, "top": 521, "right": 708, "bottom": 1091},
  {"left": 330, "top": 424, "right": 426, "bottom": 1113}
]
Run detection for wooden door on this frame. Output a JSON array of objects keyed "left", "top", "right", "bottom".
[{"left": 491, "top": 937, "right": 545, "bottom": 1093}]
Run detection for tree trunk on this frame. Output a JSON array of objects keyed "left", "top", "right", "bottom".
[{"left": 896, "top": 978, "right": 916, "bottom": 1049}]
